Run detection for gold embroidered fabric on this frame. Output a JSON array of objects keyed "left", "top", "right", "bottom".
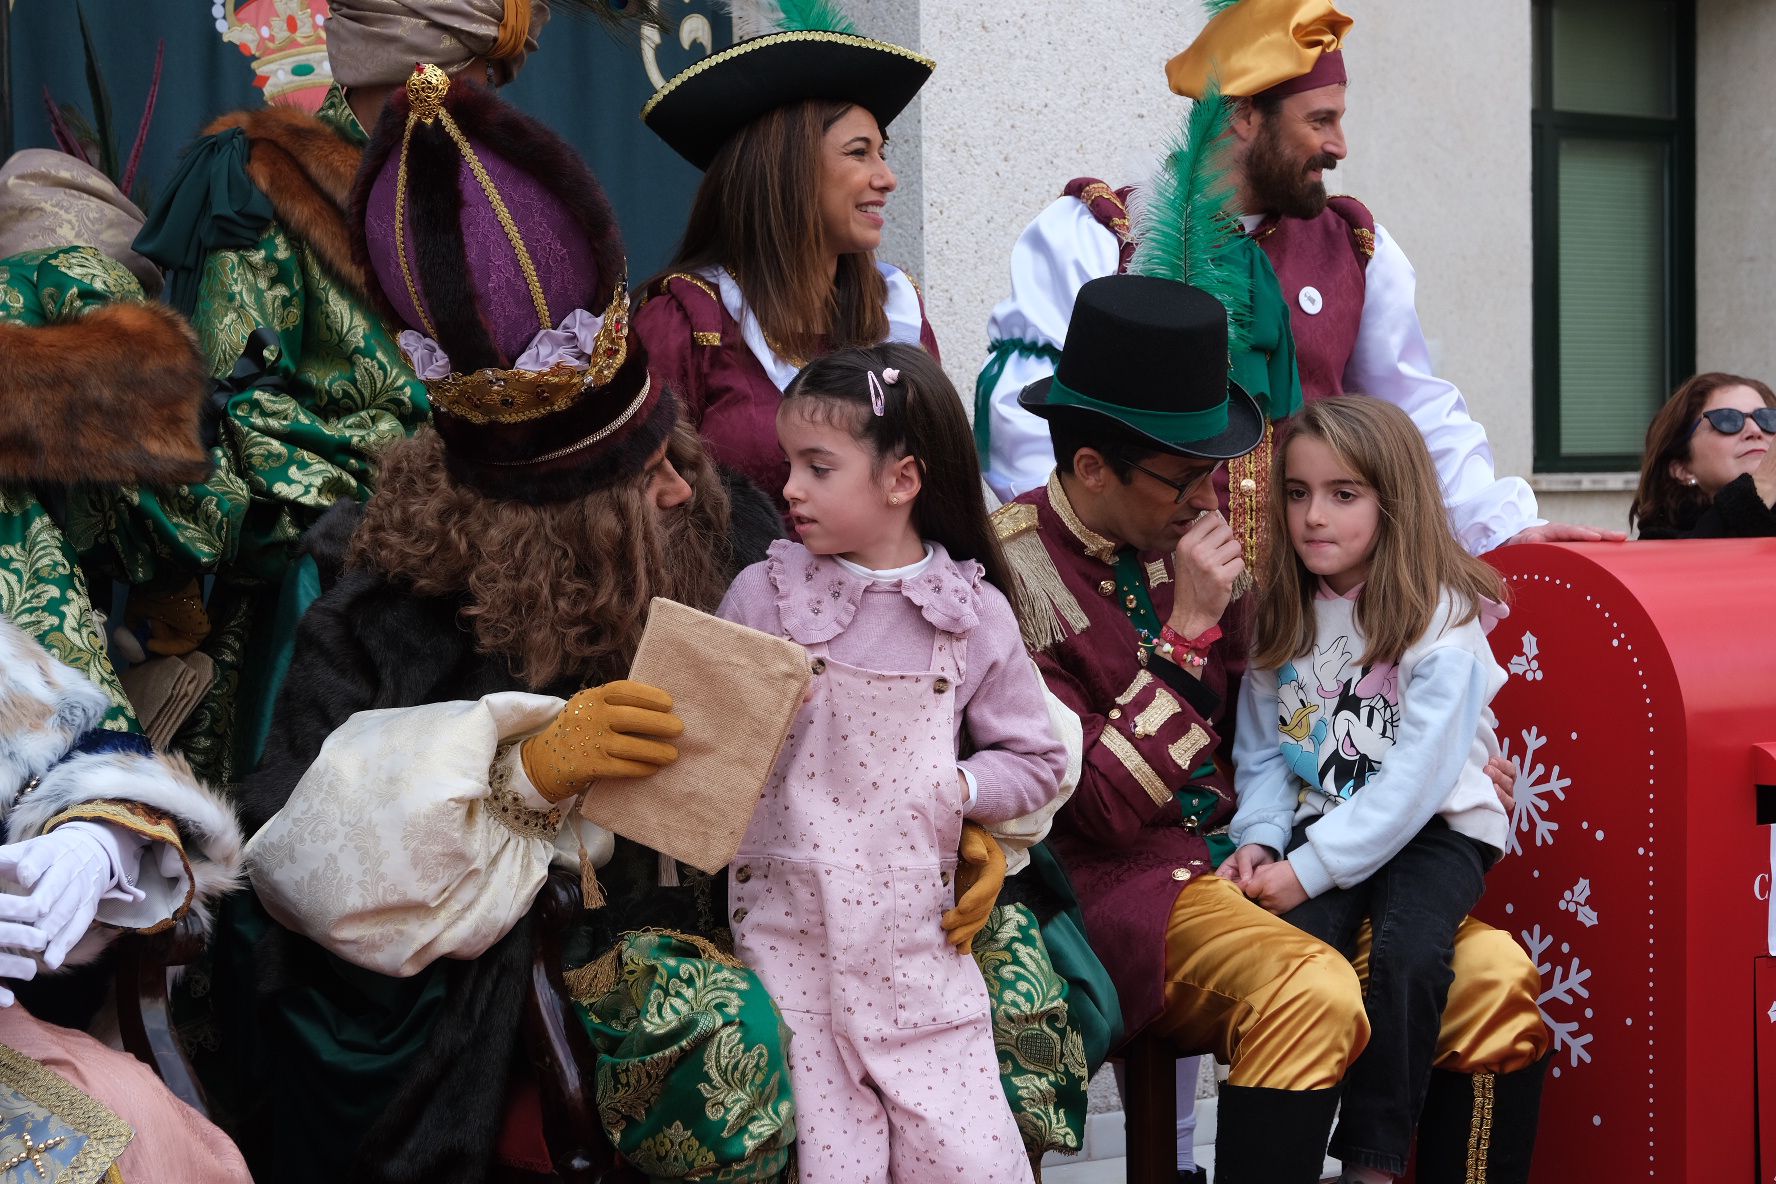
[
  {"left": 1100, "top": 729, "right": 1173, "bottom": 808},
  {"left": 1114, "top": 670, "right": 1155, "bottom": 707},
  {"left": 0, "top": 1041, "right": 133, "bottom": 1184},
  {"left": 993, "top": 501, "right": 1088, "bottom": 652},
  {"left": 1145, "top": 559, "right": 1172, "bottom": 587},
  {"left": 1169, "top": 723, "right": 1211, "bottom": 769},
  {"left": 0, "top": 151, "right": 159, "bottom": 296},
  {"left": 1132, "top": 695, "right": 1181, "bottom": 740},
  {"left": 486, "top": 743, "right": 565, "bottom": 839},
  {"left": 46, "top": 801, "right": 193, "bottom": 933}
]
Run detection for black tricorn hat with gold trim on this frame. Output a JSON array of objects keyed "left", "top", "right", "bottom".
[
  {"left": 350, "top": 64, "right": 672, "bottom": 503},
  {"left": 642, "top": 2, "right": 933, "bottom": 170}
]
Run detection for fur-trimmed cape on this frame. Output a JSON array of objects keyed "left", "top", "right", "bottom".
[
  {"left": 202, "top": 105, "right": 369, "bottom": 299},
  {"left": 0, "top": 298, "right": 211, "bottom": 486},
  {"left": 0, "top": 618, "right": 243, "bottom": 967}
]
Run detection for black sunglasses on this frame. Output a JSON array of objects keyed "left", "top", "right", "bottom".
[
  {"left": 1120, "top": 456, "right": 1222, "bottom": 504},
  {"left": 1688, "top": 406, "right": 1776, "bottom": 439}
]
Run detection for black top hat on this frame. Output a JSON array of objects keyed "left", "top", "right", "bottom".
[
  {"left": 642, "top": 31, "right": 934, "bottom": 170},
  {"left": 1019, "top": 275, "right": 1265, "bottom": 461}
]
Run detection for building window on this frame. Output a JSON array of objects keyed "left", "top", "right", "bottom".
[{"left": 1532, "top": 0, "right": 1695, "bottom": 472}]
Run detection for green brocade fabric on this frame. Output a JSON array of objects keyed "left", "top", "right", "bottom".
[
  {"left": 573, "top": 932, "right": 797, "bottom": 1183},
  {"left": 130, "top": 86, "right": 428, "bottom": 782},
  {"left": 972, "top": 903, "right": 1091, "bottom": 1156}
]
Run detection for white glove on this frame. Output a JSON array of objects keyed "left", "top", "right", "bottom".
[{"left": 0, "top": 822, "right": 144, "bottom": 980}]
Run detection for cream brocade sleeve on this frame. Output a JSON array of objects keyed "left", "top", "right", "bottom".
[{"left": 245, "top": 692, "right": 614, "bottom": 978}]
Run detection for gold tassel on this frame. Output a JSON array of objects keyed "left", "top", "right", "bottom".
[
  {"left": 1001, "top": 526, "right": 1089, "bottom": 651},
  {"left": 577, "top": 821, "right": 606, "bottom": 910}
]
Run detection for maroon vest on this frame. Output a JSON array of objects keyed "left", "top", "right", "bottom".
[
  {"left": 1068, "top": 180, "right": 1375, "bottom": 403},
  {"left": 1251, "top": 196, "right": 1375, "bottom": 401}
]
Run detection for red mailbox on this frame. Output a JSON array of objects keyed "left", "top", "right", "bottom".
[{"left": 1476, "top": 540, "right": 1776, "bottom": 1182}]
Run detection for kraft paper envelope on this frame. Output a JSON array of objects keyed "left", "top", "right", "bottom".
[{"left": 579, "top": 597, "right": 810, "bottom": 874}]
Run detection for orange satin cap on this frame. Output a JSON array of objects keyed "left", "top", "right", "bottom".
[{"left": 1166, "top": 0, "right": 1354, "bottom": 99}]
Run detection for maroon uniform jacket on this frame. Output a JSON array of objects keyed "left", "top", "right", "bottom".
[{"left": 996, "top": 475, "right": 1237, "bottom": 1036}]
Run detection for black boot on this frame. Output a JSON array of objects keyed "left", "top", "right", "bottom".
[
  {"left": 1212, "top": 1083, "right": 1339, "bottom": 1184},
  {"left": 1413, "top": 1056, "right": 1549, "bottom": 1183}
]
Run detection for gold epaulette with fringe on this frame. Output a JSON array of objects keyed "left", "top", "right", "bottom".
[{"left": 993, "top": 502, "right": 1089, "bottom": 651}]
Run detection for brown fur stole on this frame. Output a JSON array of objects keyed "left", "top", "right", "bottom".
[
  {"left": 0, "top": 300, "right": 211, "bottom": 485},
  {"left": 204, "top": 106, "right": 368, "bottom": 297}
]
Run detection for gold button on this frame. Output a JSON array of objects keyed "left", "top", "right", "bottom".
[
  {"left": 940, "top": 870, "right": 952, "bottom": 886},
  {"left": 1108, "top": 708, "right": 1122, "bottom": 721},
  {"left": 1239, "top": 478, "right": 1257, "bottom": 494},
  {"left": 1171, "top": 868, "right": 1192, "bottom": 882},
  {"left": 732, "top": 907, "right": 748, "bottom": 923},
  {"left": 1099, "top": 580, "right": 1115, "bottom": 596},
  {"left": 1134, "top": 725, "right": 1151, "bottom": 739},
  {"left": 933, "top": 676, "right": 951, "bottom": 693},
  {"left": 735, "top": 865, "right": 753, "bottom": 883},
  {"left": 811, "top": 658, "right": 827, "bottom": 675}
]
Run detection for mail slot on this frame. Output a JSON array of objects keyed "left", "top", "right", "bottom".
[{"left": 1468, "top": 539, "right": 1776, "bottom": 1182}]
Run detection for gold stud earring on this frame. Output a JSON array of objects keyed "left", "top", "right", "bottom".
[{"left": 889, "top": 495, "right": 902, "bottom": 505}]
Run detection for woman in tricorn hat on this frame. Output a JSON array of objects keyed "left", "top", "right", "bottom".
[{"left": 631, "top": 1, "right": 940, "bottom": 509}]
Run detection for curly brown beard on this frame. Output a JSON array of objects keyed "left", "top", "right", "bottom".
[
  {"left": 1245, "top": 113, "right": 1338, "bottom": 221},
  {"left": 348, "top": 421, "right": 735, "bottom": 690}
]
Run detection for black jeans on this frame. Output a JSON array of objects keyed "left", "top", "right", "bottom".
[{"left": 1280, "top": 817, "right": 1491, "bottom": 1176}]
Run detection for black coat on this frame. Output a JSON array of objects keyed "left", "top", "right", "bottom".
[
  {"left": 1637, "top": 472, "right": 1776, "bottom": 539},
  {"left": 226, "top": 473, "right": 783, "bottom": 1184}
]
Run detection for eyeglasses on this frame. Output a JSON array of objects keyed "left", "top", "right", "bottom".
[
  {"left": 1688, "top": 406, "right": 1776, "bottom": 439},
  {"left": 1120, "top": 456, "right": 1221, "bottom": 505}
]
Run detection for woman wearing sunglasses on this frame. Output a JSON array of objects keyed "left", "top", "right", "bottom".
[{"left": 1632, "top": 372, "right": 1776, "bottom": 538}]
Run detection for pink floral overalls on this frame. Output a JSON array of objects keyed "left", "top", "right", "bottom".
[{"left": 728, "top": 555, "right": 1033, "bottom": 1183}]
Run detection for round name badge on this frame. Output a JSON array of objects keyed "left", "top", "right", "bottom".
[{"left": 1298, "top": 286, "right": 1324, "bottom": 315}]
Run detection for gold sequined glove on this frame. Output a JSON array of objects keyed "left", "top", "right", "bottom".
[
  {"left": 519, "top": 680, "right": 684, "bottom": 804},
  {"left": 941, "top": 822, "right": 1006, "bottom": 955}
]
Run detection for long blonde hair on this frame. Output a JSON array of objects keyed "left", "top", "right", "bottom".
[{"left": 1252, "top": 396, "right": 1506, "bottom": 669}]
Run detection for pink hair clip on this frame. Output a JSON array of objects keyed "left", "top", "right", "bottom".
[{"left": 866, "top": 369, "right": 889, "bottom": 416}]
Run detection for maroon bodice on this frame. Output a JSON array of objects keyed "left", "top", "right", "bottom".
[{"left": 632, "top": 272, "right": 940, "bottom": 511}]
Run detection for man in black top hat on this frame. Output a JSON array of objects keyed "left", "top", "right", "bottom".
[{"left": 992, "top": 275, "right": 1548, "bottom": 1184}]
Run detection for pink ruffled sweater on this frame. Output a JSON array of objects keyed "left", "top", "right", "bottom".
[{"left": 718, "top": 539, "right": 1065, "bottom": 824}]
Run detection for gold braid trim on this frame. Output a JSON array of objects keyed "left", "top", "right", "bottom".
[
  {"left": 1100, "top": 729, "right": 1173, "bottom": 809},
  {"left": 1047, "top": 472, "right": 1118, "bottom": 563},
  {"left": 0, "top": 1041, "right": 133, "bottom": 1180},
  {"left": 1466, "top": 1069, "right": 1496, "bottom": 1183},
  {"left": 993, "top": 502, "right": 1089, "bottom": 651},
  {"left": 563, "top": 928, "right": 746, "bottom": 1005},
  {"left": 435, "top": 110, "right": 552, "bottom": 332},
  {"left": 1226, "top": 419, "right": 1274, "bottom": 600},
  {"left": 393, "top": 110, "right": 439, "bottom": 341},
  {"left": 642, "top": 32, "right": 934, "bottom": 119},
  {"left": 46, "top": 802, "right": 191, "bottom": 933},
  {"left": 1115, "top": 670, "right": 1155, "bottom": 707},
  {"left": 1133, "top": 694, "right": 1180, "bottom": 740},
  {"left": 1145, "top": 559, "right": 1171, "bottom": 588},
  {"left": 1169, "top": 724, "right": 1211, "bottom": 770},
  {"left": 692, "top": 331, "right": 722, "bottom": 347}
]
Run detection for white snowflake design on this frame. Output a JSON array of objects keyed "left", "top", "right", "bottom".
[
  {"left": 1500, "top": 726, "right": 1571, "bottom": 857},
  {"left": 1559, "top": 878, "right": 1599, "bottom": 927},
  {"left": 1522, "top": 924, "right": 1594, "bottom": 1068},
  {"left": 1508, "top": 631, "right": 1544, "bottom": 681}
]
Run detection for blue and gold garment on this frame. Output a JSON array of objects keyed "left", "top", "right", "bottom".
[{"left": 0, "top": 1042, "right": 131, "bottom": 1184}]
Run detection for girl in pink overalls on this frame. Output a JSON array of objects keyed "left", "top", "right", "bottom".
[{"left": 718, "top": 343, "right": 1066, "bottom": 1183}]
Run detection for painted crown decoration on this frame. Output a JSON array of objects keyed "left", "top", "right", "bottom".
[{"left": 218, "top": 0, "right": 335, "bottom": 111}]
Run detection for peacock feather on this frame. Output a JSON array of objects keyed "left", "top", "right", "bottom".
[
  {"left": 554, "top": 0, "right": 669, "bottom": 35},
  {"left": 1126, "top": 77, "right": 1251, "bottom": 352},
  {"left": 772, "top": 0, "right": 859, "bottom": 35}
]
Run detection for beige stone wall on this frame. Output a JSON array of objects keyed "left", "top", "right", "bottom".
[{"left": 1696, "top": 0, "right": 1776, "bottom": 382}]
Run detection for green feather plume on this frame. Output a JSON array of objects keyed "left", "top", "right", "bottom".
[
  {"left": 773, "top": 0, "right": 858, "bottom": 34},
  {"left": 1202, "top": 0, "right": 1244, "bottom": 15},
  {"left": 1126, "top": 78, "right": 1251, "bottom": 352}
]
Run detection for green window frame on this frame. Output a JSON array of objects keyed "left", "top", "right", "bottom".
[{"left": 1531, "top": 0, "right": 1696, "bottom": 472}]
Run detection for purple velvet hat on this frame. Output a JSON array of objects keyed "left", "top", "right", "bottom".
[{"left": 350, "top": 63, "right": 672, "bottom": 503}]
